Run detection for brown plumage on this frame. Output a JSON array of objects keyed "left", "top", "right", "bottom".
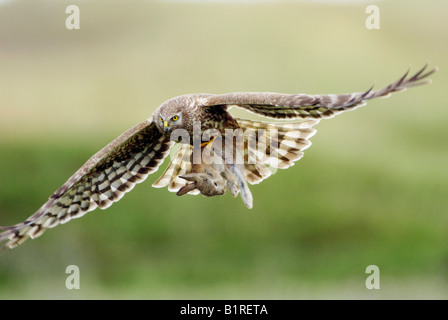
[{"left": 0, "top": 64, "right": 437, "bottom": 252}]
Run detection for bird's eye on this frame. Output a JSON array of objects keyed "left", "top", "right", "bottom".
[{"left": 172, "top": 115, "right": 179, "bottom": 121}]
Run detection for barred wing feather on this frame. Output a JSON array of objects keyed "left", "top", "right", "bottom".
[{"left": 0, "top": 119, "right": 173, "bottom": 252}]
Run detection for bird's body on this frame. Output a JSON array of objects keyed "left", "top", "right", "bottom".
[
  {"left": 0, "top": 64, "right": 437, "bottom": 252},
  {"left": 155, "top": 94, "right": 240, "bottom": 138}
]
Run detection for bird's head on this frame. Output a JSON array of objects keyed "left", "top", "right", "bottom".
[
  {"left": 154, "top": 96, "right": 195, "bottom": 141},
  {"left": 156, "top": 110, "right": 183, "bottom": 134}
]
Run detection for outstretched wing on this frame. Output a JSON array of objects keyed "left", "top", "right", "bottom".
[
  {"left": 237, "top": 118, "right": 319, "bottom": 185},
  {"left": 0, "top": 118, "right": 173, "bottom": 252},
  {"left": 152, "top": 143, "right": 199, "bottom": 195},
  {"left": 201, "top": 64, "right": 437, "bottom": 119}
]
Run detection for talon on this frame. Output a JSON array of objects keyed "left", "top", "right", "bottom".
[{"left": 200, "top": 136, "right": 216, "bottom": 148}]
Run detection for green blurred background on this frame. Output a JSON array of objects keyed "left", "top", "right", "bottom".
[{"left": 0, "top": 0, "right": 447, "bottom": 299}]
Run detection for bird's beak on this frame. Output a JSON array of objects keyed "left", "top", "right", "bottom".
[{"left": 163, "top": 120, "right": 169, "bottom": 132}]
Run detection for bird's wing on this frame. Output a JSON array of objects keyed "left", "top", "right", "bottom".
[
  {"left": 152, "top": 143, "right": 199, "bottom": 195},
  {"left": 236, "top": 118, "right": 319, "bottom": 185},
  {"left": 0, "top": 118, "right": 173, "bottom": 252},
  {"left": 201, "top": 64, "right": 437, "bottom": 120}
]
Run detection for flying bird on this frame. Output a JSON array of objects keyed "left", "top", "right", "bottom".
[{"left": 0, "top": 64, "right": 437, "bottom": 252}]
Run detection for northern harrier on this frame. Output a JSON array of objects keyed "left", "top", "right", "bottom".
[{"left": 0, "top": 64, "right": 437, "bottom": 252}]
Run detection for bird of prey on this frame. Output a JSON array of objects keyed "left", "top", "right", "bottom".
[{"left": 0, "top": 64, "right": 437, "bottom": 252}]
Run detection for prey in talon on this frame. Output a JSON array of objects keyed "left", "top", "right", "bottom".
[{"left": 176, "top": 136, "right": 247, "bottom": 206}]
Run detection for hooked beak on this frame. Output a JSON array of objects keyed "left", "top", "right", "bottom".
[{"left": 163, "top": 120, "right": 169, "bottom": 132}]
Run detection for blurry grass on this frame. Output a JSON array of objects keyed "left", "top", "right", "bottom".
[
  {"left": 0, "top": 137, "right": 447, "bottom": 299},
  {"left": 0, "top": 0, "right": 447, "bottom": 299}
]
